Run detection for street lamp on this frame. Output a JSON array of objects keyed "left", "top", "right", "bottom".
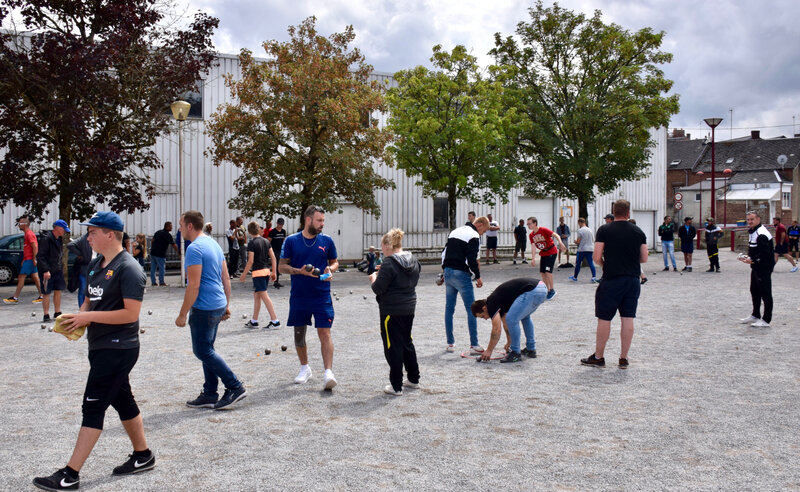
[
  {"left": 723, "top": 168, "right": 732, "bottom": 227},
  {"left": 704, "top": 117, "right": 723, "bottom": 221},
  {"left": 171, "top": 100, "right": 191, "bottom": 287},
  {"left": 696, "top": 171, "right": 704, "bottom": 249}
]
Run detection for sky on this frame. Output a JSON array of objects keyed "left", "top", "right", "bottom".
[{"left": 186, "top": 0, "right": 799, "bottom": 140}]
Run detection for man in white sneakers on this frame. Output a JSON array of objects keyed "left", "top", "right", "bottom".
[{"left": 739, "top": 211, "right": 776, "bottom": 327}]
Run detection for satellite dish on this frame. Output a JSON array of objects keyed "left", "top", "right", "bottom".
[{"left": 777, "top": 154, "right": 788, "bottom": 165}]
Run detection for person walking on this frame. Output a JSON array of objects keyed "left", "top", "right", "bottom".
[
  {"left": 527, "top": 217, "right": 566, "bottom": 300},
  {"left": 441, "top": 216, "right": 489, "bottom": 353},
  {"left": 369, "top": 228, "right": 421, "bottom": 396},
  {"left": 38, "top": 219, "right": 70, "bottom": 322},
  {"left": 33, "top": 211, "right": 153, "bottom": 491},
  {"left": 268, "top": 218, "right": 287, "bottom": 288},
  {"left": 568, "top": 217, "right": 597, "bottom": 282},
  {"left": 149, "top": 222, "right": 178, "bottom": 286},
  {"left": 279, "top": 206, "right": 340, "bottom": 390},
  {"left": 512, "top": 219, "right": 528, "bottom": 265},
  {"left": 580, "top": 200, "right": 648, "bottom": 369},
  {"left": 240, "top": 221, "right": 280, "bottom": 329},
  {"left": 484, "top": 213, "right": 500, "bottom": 264},
  {"left": 704, "top": 218, "right": 724, "bottom": 272},
  {"left": 658, "top": 216, "right": 677, "bottom": 271},
  {"left": 4, "top": 215, "right": 43, "bottom": 304},
  {"left": 678, "top": 217, "right": 696, "bottom": 271},
  {"left": 772, "top": 216, "right": 798, "bottom": 272},
  {"left": 557, "top": 216, "right": 571, "bottom": 266},
  {"left": 177, "top": 210, "right": 247, "bottom": 410},
  {"left": 739, "top": 211, "right": 776, "bottom": 327},
  {"left": 235, "top": 216, "right": 248, "bottom": 274},
  {"left": 788, "top": 219, "right": 800, "bottom": 261}
]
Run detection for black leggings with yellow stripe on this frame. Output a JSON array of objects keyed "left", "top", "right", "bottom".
[{"left": 380, "top": 313, "right": 420, "bottom": 392}]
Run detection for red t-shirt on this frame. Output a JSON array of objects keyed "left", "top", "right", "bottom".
[
  {"left": 775, "top": 223, "right": 787, "bottom": 244},
  {"left": 262, "top": 228, "right": 272, "bottom": 239},
  {"left": 529, "top": 227, "right": 557, "bottom": 256},
  {"left": 23, "top": 229, "right": 37, "bottom": 260}
]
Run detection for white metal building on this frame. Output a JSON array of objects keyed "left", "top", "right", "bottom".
[{"left": 0, "top": 53, "right": 666, "bottom": 258}]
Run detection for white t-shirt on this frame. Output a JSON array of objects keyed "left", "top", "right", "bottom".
[
  {"left": 576, "top": 226, "right": 594, "bottom": 252},
  {"left": 225, "top": 228, "right": 240, "bottom": 250},
  {"left": 485, "top": 221, "right": 499, "bottom": 238}
]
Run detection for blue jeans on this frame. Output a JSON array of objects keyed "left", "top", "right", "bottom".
[
  {"left": 77, "top": 273, "right": 87, "bottom": 308},
  {"left": 662, "top": 241, "right": 676, "bottom": 268},
  {"left": 150, "top": 255, "right": 166, "bottom": 285},
  {"left": 573, "top": 251, "right": 596, "bottom": 278},
  {"left": 444, "top": 268, "right": 478, "bottom": 346},
  {"left": 505, "top": 283, "right": 547, "bottom": 353},
  {"left": 189, "top": 307, "right": 241, "bottom": 397}
]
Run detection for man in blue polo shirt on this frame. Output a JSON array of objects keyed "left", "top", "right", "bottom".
[{"left": 279, "top": 205, "right": 339, "bottom": 390}]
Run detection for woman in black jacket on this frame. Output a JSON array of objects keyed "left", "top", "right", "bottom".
[{"left": 370, "top": 228, "right": 421, "bottom": 396}]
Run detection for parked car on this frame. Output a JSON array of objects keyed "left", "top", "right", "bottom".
[{"left": 0, "top": 232, "right": 76, "bottom": 285}]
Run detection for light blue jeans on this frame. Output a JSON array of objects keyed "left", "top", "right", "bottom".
[
  {"left": 662, "top": 241, "right": 676, "bottom": 268},
  {"left": 150, "top": 255, "right": 166, "bottom": 285},
  {"left": 444, "top": 267, "right": 478, "bottom": 347},
  {"left": 505, "top": 282, "right": 547, "bottom": 353}
]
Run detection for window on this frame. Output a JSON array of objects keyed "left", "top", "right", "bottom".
[
  {"left": 433, "top": 198, "right": 449, "bottom": 230},
  {"left": 166, "top": 82, "right": 203, "bottom": 119},
  {"left": 725, "top": 157, "right": 734, "bottom": 164},
  {"left": 10, "top": 238, "right": 23, "bottom": 250},
  {"left": 783, "top": 192, "right": 791, "bottom": 209},
  {"left": 669, "top": 159, "right": 681, "bottom": 167},
  {"left": 694, "top": 193, "right": 701, "bottom": 202}
]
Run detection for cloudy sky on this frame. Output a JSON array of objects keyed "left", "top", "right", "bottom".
[{"left": 187, "top": 0, "right": 798, "bottom": 140}]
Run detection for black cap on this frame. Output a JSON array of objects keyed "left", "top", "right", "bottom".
[{"left": 604, "top": 214, "right": 614, "bottom": 220}]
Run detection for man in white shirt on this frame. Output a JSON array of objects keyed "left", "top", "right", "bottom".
[
  {"left": 569, "top": 217, "right": 597, "bottom": 283},
  {"left": 484, "top": 213, "right": 500, "bottom": 265}
]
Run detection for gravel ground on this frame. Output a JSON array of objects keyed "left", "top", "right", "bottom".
[{"left": 2, "top": 250, "right": 799, "bottom": 491}]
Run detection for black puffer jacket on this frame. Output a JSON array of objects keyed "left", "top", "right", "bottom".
[
  {"left": 36, "top": 231, "right": 63, "bottom": 275},
  {"left": 371, "top": 251, "right": 421, "bottom": 315}
]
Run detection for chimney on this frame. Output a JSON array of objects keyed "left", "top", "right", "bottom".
[{"left": 751, "top": 130, "right": 760, "bottom": 139}]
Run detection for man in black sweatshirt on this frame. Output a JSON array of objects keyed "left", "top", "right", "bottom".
[
  {"left": 738, "top": 211, "right": 775, "bottom": 327},
  {"left": 440, "top": 216, "right": 489, "bottom": 353},
  {"left": 38, "top": 219, "right": 70, "bottom": 323}
]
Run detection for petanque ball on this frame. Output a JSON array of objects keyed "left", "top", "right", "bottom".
[
  {"left": 242, "top": 314, "right": 247, "bottom": 319},
  {"left": 48, "top": 326, "right": 53, "bottom": 332},
  {"left": 281, "top": 345, "right": 287, "bottom": 351},
  {"left": 148, "top": 310, "right": 153, "bottom": 315},
  {"left": 140, "top": 329, "right": 145, "bottom": 334},
  {"left": 32, "top": 312, "right": 36, "bottom": 317},
  {"left": 264, "top": 348, "right": 271, "bottom": 355},
  {"left": 40, "top": 324, "right": 46, "bottom": 329},
  {"left": 304, "top": 264, "right": 314, "bottom": 272},
  {"left": 312, "top": 268, "right": 321, "bottom": 276},
  {"left": 363, "top": 295, "right": 367, "bottom": 300},
  {"left": 349, "top": 290, "right": 353, "bottom": 294}
]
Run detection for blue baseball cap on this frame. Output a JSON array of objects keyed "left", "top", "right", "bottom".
[
  {"left": 53, "top": 219, "right": 71, "bottom": 233},
  {"left": 79, "top": 211, "right": 124, "bottom": 232}
]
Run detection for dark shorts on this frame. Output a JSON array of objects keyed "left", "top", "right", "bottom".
[
  {"left": 789, "top": 239, "right": 799, "bottom": 252},
  {"left": 539, "top": 254, "right": 556, "bottom": 273},
  {"left": 681, "top": 242, "right": 694, "bottom": 253},
  {"left": 82, "top": 347, "right": 140, "bottom": 430},
  {"left": 43, "top": 269, "right": 66, "bottom": 294},
  {"left": 595, "top": 276, "right": 641, "bottom": 321},
  {"left": 775, "top": 243, "right": 789, "bottom": 255},
  {"left": 515, "top": 240, "right": 526, "bottom": 253},
  {"left": 288, "top": 302, "right": 334, "bottom": 328},
  {"left": 486, "top": 236, "right": 498, "bottom": 250},
  {"left": 253, "top": 277, "right": 268, "bottom": 292}
]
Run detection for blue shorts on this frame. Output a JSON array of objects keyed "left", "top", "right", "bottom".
[
  {"left": 252, "top": 277, "right": 268, "bottom": 292},
  {"left": 20, "top": 259, "right": 37, "bottom": 275},
  {"left": 43, "top": 269, "right": 66, "bottom": 294},
  {"left": 595, "top": 276, "right": 641, "bottom": 321},
  {"left": 287, "top": 302, "right": 334, "bottom": 328},
  {"left": 681, "top": 242, "right": 694, "bottom": 253}
]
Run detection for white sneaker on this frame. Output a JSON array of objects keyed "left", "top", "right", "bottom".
[
  {"left": 791, "top": 266, "right": 799, "bottom": 273},
  {"left": 751, "top": 319, "right": 770, "bottom": 327},
  {"left": 470, "top": 345, "right": 485, "bottom": 354},
  {"left": 739, "top": 315, "right": 760, "bottom": 324},
  {"left": 403, "top": 380, "right": 420, "bottom": 389},
  {"left": 445, "top": 344, "right": 455, "bottom": 353},
  {"left": 323, "top": 369, "right": 337, "bottom": 390},
  {"left": 383, "top": 384, "right": 402, "bottom": 396},
  {"left": 294, "top": 366, "right": 312, "bottom": 384}
]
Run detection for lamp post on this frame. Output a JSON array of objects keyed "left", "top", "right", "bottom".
[
  {"left": 171, "top": 100, "right": 191, "bottom": 287},
  {"left": 704, "top": 117, "right": 723, "bottom": 221},
  {"left": 696, "top": 171, "right": 704, "bottom": 249},
  {"left": 723, "top": 168, "right": 732, "bottom": 227}
]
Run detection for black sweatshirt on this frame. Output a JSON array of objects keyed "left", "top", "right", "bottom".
[
  {"left": 441, "top": 224, "right": 481, "bottom": 279},
  {"left": 371, "top": 251, "right": 420, "bottom": 315}
]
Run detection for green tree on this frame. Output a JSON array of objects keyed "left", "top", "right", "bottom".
[
  {"left": 386, "top": 45, "right": 518, "bottom": 231},
  {"left": 206, "top": 17, "right": 394, "bottom": 223},
  {"left": 0, "top": 0, "right": 218, "bottom": 222},
  {"left": 491, "top": 1, "right": 680, "bottom": 219}
]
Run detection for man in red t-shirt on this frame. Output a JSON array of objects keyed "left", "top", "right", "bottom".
[
  {"left": 527, "top": 217, "right": 565, "bottom": 300},
  {"left": 4, "top": 216, "right": 43, "bottom": 304},
  {"left": 772, "top": 217, "right": 798, "bottom": 272}
]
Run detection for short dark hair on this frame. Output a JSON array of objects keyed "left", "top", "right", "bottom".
[
  {"left": 181, "top": 210, "right": 204, "bottom": 231},
  {"left": 304, "top": 205, "right": 325, "bottom": 219},
  {"left": 277, "top": 218, "right": 284, "bottom": 225},
  {"left": 470, "top": 299, "right": 487, "bottom": 316},
  {"left": 527, "top": 217, "right": 538, "bottom": 224},
  {"left": 468, "top": 211, "right": 476, "bottom": 217},
  {"left": 247, "top": 221, "right": 260, "bottom": 236},
  {"left": 612, "top": 200, "right": 630, "bottom": 217},
  {"left": 164, "top": 221, "right": 172, "bottom": 228}
]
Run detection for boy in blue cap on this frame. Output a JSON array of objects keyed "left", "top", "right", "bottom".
[{"left": 38, "top": 219, "right": 70, "bottom": 322}]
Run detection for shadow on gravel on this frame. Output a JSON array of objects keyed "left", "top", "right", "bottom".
[
  {"left": 81, "top": 470, "right": 156, "bottom": 491},
  {"left": 569, "top": 367, "right": 630, "bottom": 387}
]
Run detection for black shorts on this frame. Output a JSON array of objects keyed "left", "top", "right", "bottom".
[
  {"left": 789, "top": 239, "right": 799, "bottom": 252},
  {"left": 515, "top": 240, "right": 526, "bottom": 253},
  {"left": 82, "top": 347, "right": 141, "bottom": 430},
  {"left": 775, "top": 243, "right": 789, "bottom": 255},
  {"left": 486, "top": 236, "right": 498, "bottom": 250},
  {"left": 43, "top": 269, "right": 66, "bottom": 294},
  {"left": 539, "top": 254, "right": 556, "bottom": 273},
  {"left": 595, "top": 276, "right": 641, "bottom": 321}
]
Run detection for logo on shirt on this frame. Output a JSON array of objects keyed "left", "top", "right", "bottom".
[
  {"left": 318, "top": 246, "right": 327, "bottom": 253},
  {"left": 88, "top": 285, "right": 104, "bottom": 297},
  {"left": 105, "top": 269, "right": 114, "bottom": 279}
]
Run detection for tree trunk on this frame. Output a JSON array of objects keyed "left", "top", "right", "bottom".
[
  {"left": 447, "top": 187, "right": 458, "bottom": 231},
  {"left": 578, "top": 196, "right": 589, "bottom": 227},
  {"left": 58, "top": 153, "right": 73, "bottom": 277}
]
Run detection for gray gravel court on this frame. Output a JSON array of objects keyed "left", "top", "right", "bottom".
[{"left": 2, "top": 250, "right": 798, "bottom": 491}]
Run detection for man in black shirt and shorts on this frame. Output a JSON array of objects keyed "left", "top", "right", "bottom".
[
  {"left": 149, "top": 222, "right": 178, "bottom": 286},
  {"left": 268, "top": 218, "right": 287, "bottom": 288},
  {"left": 581, "top": 200, "right": 648, "bottom": 369},
  {"left": 33, "top": 211, "right": 153, "bottom": 491}
]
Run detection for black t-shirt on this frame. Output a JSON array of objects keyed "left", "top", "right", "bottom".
[
  {"left": 85, "top": 251, "right": 146, "bottom": 351},
  {"left": 268, "top": 228, "right": 287, "bottom": 253},
  {"left": 486, "top": 278, "right": 540, "bottom": 319},
  {"left": 150, "top": 229, "right": 174, "bottom": 257},
  {"left": 596, "top": 221, "right": 647, "bottom": 279},
  {"left": 248, "top": 236, "right": 270, "bottom": 270},
  {"left": 514, "top": 225, "right": 527, "bottom": 243}
]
